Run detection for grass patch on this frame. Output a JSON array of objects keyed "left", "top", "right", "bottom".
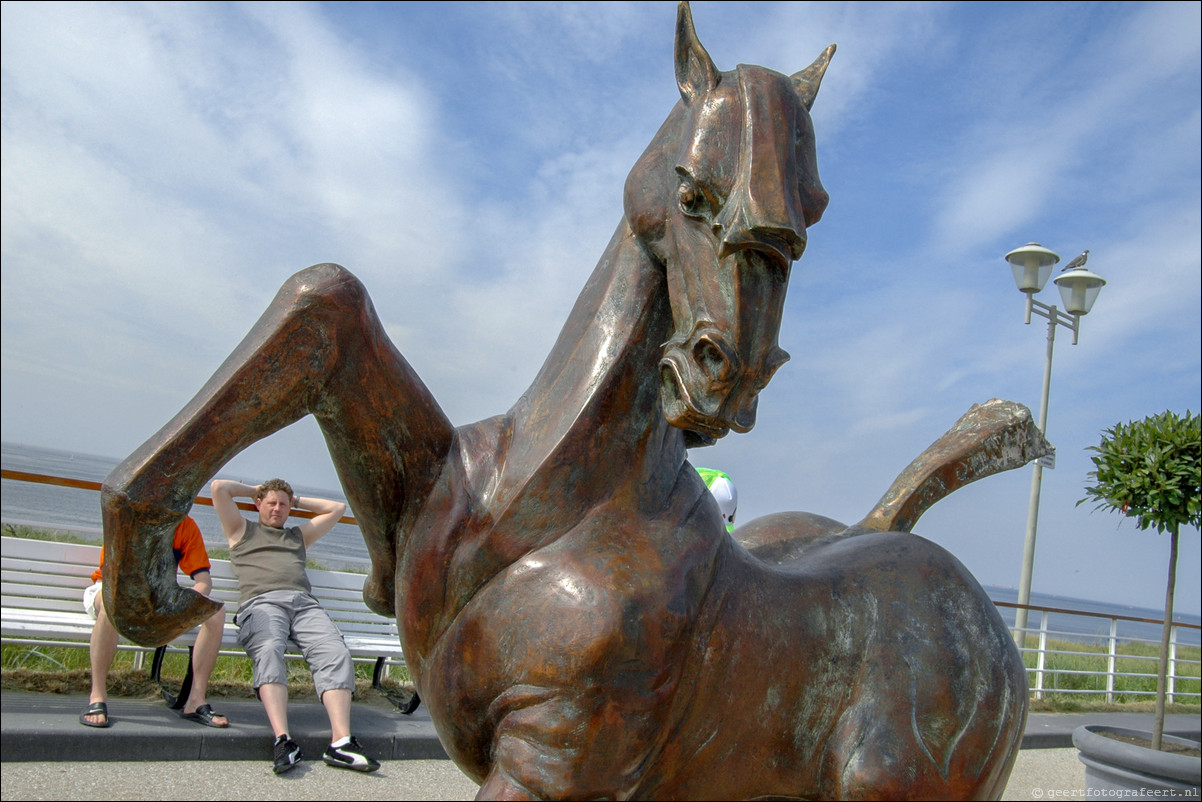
[
  {"left": 1018, "top": 634, "right": 1201, "bottom": 706},
  {"left": 1, "top": 643, "right": 414, "bottom": 710},
  {"left": 0, "top": 665, "right": 415, "bottom": 712},
  {"left": 2, "top": 643, "right": 410, "bottom": 684},
  {"left": 1029, "top": 696, "right": 1201, "bottom": 714},
  {"left": 2, "top": 522, "right": 99, "bottom": 545}
]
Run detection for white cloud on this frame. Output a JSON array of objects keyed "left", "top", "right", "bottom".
[{"left": 2, "top": 2, "right": 1198, "bottom": 616}]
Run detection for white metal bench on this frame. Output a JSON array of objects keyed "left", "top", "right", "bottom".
[{"left": 0, "top": 535, "right": 416, "bottom": 712}]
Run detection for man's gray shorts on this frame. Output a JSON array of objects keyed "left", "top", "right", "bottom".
[{"left": 235, "top": 590, "right": 355, "bottom": 698}]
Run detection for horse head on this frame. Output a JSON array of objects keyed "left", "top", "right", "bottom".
[{"left": 625, "top": 2, "right": 832, "bottom": 444}]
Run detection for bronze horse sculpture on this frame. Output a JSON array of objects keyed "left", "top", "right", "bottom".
[{"left": 101, "top": 4, "right": 1040, "bottom": 799}]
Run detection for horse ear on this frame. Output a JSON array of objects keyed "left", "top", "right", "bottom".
[
  {"left": 791, "top": 43, "right": 836, "bottom": 111},
  {"left": 675, "top": 1, "right": 720, "bottom": 104}
]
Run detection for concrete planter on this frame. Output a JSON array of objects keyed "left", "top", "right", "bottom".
[{"left": 1073, "top": 724, "right": 1200, "bottom": 799}]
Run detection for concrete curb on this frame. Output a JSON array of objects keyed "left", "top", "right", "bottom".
[{"left": 0, "top": 690, "right": 447, "bottom": 763}]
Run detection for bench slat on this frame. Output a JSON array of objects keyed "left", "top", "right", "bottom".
[
  {"left": 0, "top": 596, "right": 87, "bottom": 615},
  {"left": 1, "top": 559, "right": 97, "bottom": 580},
  {"left": 1, "top": 538, "right": 102, "bottom": 564},
  {"left": 2, "top": 570, "right": 95, "bottom": 590}
]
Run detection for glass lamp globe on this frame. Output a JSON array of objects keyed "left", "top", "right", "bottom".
[{"left": 1005, "top": 243, "right": 1060, "bottom": 293}]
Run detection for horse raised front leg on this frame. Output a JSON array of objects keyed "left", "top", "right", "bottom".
[{"left": 102, "top": 263, "right": 454, "bottom": 645}]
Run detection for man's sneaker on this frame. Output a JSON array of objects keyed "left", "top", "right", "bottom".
[
  {"left": 272, "top": 735, "right": 302, "bottom": 774},
  {"left": 323, "top": 736, "right": 381, "bottom": 772}
]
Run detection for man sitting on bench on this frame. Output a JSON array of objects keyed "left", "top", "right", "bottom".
[{"left": 211, "top": 478, "right": 380, "bottom": 774}]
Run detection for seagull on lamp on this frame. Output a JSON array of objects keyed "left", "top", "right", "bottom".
[{"left": 1061, "top": 249, "right": 1089, "bottom": 271}]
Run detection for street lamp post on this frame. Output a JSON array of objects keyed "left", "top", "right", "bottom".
[{"left": 1004, "top": 243, "right": 1106, "bottom": 645}]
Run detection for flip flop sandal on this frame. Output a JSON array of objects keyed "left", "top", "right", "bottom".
[
  {"left": 179, "top": 703, "right": 229, "bottom": 728},
  {"left": 79, "top": 701, "right": 113, "bottom": 728}
]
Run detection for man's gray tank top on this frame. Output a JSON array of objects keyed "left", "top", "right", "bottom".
[{"left": 230, "top": 520, "right": 312, "bottom": 606}]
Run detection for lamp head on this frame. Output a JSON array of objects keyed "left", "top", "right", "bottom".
[
  {"left": 1005, "top": 243, "right": 1060, "bottom": 294},
  {"left": 1053, "top": 263, "right": 1106, "bottom": 315}
]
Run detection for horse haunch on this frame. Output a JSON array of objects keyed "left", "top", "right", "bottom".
[{"left": 644, "top": 531, "right": 1026, "bottom": 801}]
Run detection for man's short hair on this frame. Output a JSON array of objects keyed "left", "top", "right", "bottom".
[{"left": 257, "top": 478, "right": 294, "bottom": 501}]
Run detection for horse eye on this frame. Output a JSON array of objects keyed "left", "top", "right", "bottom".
[
  {"left": 678, "top": 181, "right": 701, "bottom": 215},
  {"left": 677, "top": 176, "right": 712, "bottom": 219}
]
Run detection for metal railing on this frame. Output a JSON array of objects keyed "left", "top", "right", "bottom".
[
  {"left": 997, "top": 601, "right": 1201, "bottom": 703},
  {"left": 0, "top": 469, "right": 359, "bottom": 525},
  {"left": 4, "top": 467, "right": 1200, "bottom": 703}
]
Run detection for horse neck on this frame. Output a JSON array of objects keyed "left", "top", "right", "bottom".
[{"left": 494, "top": 220, "right": 687, "bottom": 510}]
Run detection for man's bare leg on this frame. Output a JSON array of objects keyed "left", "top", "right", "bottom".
[
  {"left": 84, "top": 597, "right": 119, "bottom": 726},
  {"left": 181, "top": 612, "right": 229, "bottom": 725},
  {"left": 322, "top": 687, "right": 353, "bottom": 743},
  {"left": 259, "top": 682, "right": 291, "bottom": 738}
]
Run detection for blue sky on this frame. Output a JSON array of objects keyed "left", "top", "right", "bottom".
[{"left": 2, "top": 1, "right": 1199, "bottom": 616}]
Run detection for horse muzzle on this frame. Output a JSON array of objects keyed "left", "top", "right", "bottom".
[{"left": 659, "top": 330, "right": 780, "bottom": 437}]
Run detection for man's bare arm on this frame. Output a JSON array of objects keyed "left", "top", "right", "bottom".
[
  {"left": 190, "top": 570, "right": 213, "bottom": 598},
  {"left": 209, "top": 479, "right": 252, "bottom": 546},
  {"left": 296, "top": 494, "right": 347, "bottom": 548}
]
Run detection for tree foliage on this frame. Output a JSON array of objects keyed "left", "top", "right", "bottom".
[
  {"left": 1078, "top": 410, "right": 1201, "bottom": 535},
  {"left": 1078, "top": 409, "right": 1199, "bottom": 750}
]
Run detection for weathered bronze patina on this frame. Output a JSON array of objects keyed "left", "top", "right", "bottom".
[{"left": 102, "top": 4, "right": 1039, "bottom": 798}]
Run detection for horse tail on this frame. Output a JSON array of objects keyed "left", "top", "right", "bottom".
[{"left": 856, "top": 398, "right": 1051, "bottom": 534}]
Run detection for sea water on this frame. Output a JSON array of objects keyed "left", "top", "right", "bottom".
[
  {"left": 1, "top": 441, "right": 370, "bottom": 571},
  {"left": 4, "top": 440, "right": 1199, "bottom": 646}
]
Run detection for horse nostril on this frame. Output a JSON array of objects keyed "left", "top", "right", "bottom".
[
  {"left": 693, "top": 336, "right": 732, "bottom": 382},
  {"left": 732, "top": 393, "right": 759, "bottom": 433}
]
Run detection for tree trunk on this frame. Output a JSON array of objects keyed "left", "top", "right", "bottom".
[{"left": 1152, "top": 525, "right": 1178, "bottom": 751}]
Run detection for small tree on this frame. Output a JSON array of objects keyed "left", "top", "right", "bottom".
[{"left": 1078, "top": 409, "right": 1200, "bottom": 750}]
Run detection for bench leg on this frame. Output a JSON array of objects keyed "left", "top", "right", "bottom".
[
  {"left": 152, "top": 645, "right": 195, "bottom": 710},
  {"left": 150, "top": 646, "right": 167, "bottom": 684},
  {"left": 399, "top": 691, "right": 421, "bottom": 715},
  {"left": 371, "top": 656, "right": 386, "bottom": 687},
  {"left": 371, "top": 657, "right": 421, "bottom": 715}
]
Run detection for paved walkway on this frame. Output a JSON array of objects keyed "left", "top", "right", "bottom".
[
  {"left": 0, "top": 750, "right": 1094, "bottom": 801},
  {"left": 1, "top": 690, "right": 1198, "bottom": 799},
  {"left": 0, "top": 758, "right": 480, "bottom": 801}
]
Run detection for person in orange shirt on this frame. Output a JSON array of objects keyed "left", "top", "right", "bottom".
[{"left": 80, "top": 515, "right": 230, "bottom": 729}]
